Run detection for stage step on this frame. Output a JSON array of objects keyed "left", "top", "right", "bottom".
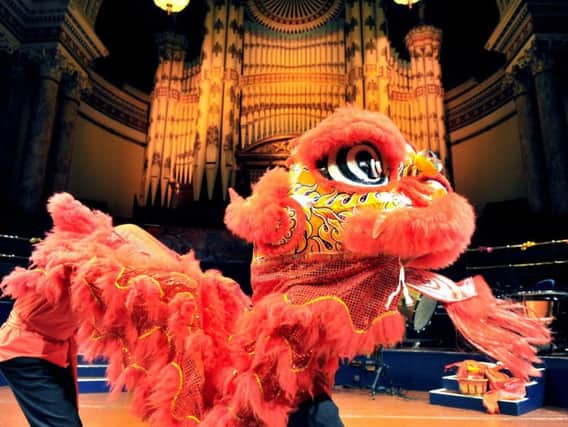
[
  {"left": 78, "top": 363, "right": 107, "bottom": 377},
  {"left": 77, "top": 356, "right": 110, "bottom": 394},
  {"left": 78, "top": 376, "right": 111, "bottom": 393},
  {"left": 429, "top": 368, "right": 545, "bottom": 415}
]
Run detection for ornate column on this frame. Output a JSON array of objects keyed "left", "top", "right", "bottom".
[
  {"left": 45, "top": 71, "right": 88, "bottom": 196},
  {"left": 192, "top": 0, "right": 214, "bottom": 200},
  {"left": 142, "top": 32, "right": 187, "bottom": 208},
  {"left": 18, "top": 52, "right": 64, "bottom": 214},
  {"left": 529, "top": 43, "right": 568, "bottom": 214},
  {"left": 504, "top": 69, "right": 548, "bottom": 213},
  {"left": 405, "top": 26, "right": 445, "bottom": 161},
  {"left": 345, "top": 0, "right": 365, "bottom": 107},
  {"left": 220, "top": 2, "right": 244, "bottom": 200},
  {"left": 201, "top": 0, "right": 225, "bottom": 200}
]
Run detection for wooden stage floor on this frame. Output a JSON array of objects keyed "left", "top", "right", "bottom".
[{"left": 1, "top": 387, "right": 567, "bottom": 426}]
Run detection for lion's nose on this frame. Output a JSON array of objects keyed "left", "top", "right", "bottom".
[{"left": 424, "top": 178, "right": 448, "bottom": 201}]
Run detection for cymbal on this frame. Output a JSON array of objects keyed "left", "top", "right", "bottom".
[{"left": 507, "top": 290, "right": 568, "bottom": 300}]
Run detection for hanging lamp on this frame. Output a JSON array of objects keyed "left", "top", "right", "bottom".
[
  {"left": 153, "top": 0, "right": 190, "bottom": 15},
  {"left": 393, "top": 0, "right": 421, "bottom": 9}
]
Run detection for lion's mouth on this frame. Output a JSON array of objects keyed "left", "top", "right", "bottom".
[{"left": 342, "top": 191, "right": 476, "bottom": 270}]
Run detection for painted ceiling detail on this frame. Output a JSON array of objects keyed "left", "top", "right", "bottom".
[{"left": 246, "top": 0, "right": 343, "bottom": 33}]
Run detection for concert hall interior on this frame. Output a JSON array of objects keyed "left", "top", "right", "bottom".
[{"left": 1, "top": 0, "right": 568, "bottom": 426}]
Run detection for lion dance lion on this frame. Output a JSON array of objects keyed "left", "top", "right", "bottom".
[{"left": 1, "top": 108, "right": 550, "bottom": 426}]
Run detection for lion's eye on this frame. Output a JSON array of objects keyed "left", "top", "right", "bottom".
[{"left": 316, "top": 143, "right": 388, "bottom": 187}]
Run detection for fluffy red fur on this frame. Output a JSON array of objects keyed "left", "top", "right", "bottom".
[
  {"left": 1, "top": 194, "right": 253, "bottom": 426},
  {"left": 224, "top": 168, "right": 306, "bottom": 256},
  {"left": 4, "top": 193, "right": 409, "bottom": 426},
  {"left": 201, "top": 290, "right": 405, "bottom": 426},
  {"left": 343, "top": 191, "right": 475, "bottom": 270},
  {"left": 2, "top": 105, "right": 552, "bottom": 427}
]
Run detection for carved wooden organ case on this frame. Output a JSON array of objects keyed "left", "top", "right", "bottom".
[{"left": 142, "top": 0, "right": 445, "bottom": 207}]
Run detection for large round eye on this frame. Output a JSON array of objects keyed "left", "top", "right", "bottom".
[{"left": 316, "top": 143, "right": 388, "bottom": 187}]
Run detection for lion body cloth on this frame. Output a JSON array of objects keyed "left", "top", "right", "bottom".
[{"left": 1, "top": 108, "right": 550, "bottom": 426}]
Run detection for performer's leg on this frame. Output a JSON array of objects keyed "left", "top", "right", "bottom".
[
  {"left": 287, "top": 394, "right": 344, "bottom": 427},
  {"left": 0, "top": 357, "right": 83, "bottom": 427}
]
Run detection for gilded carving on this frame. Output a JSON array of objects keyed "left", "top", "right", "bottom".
[
  {"left": 365, "top": 15, "right": 376, "bottom": 30},
  {"left": 144, "top": 5, "right": 446, "bottom": 202},
  {"left": 61, "top": 71, "right": 90, "bottom": 100},
  {"left": 365, "top": 39, "right": 376, "bottom": 52},
  {"left": 152, "top": 152, "right": 161, "bottom": 166},
  {"left": 228, "top": 43, "right": 242, "bottom": 59},
  {"left": 246, "top": 0, "right": 342, "bottom": 33},
  {"left": 207, "top": 126, "right": 219, "bottom": 147},
  {"left": 230, "top": 19, "right": 241, "bottom": 35},
  {"left": 213, "top": 42, "right": 223, "bottom": 56},
  {"left": 345, "top": 17, "right": 358, "bottom": 35},
  {"left": 346, "top": 42, "right": 360, "bottom": 61},
  {"left": 224, "top": 135, "right": 234, "bottom": 151},
  {"left": 156, "top": 32, "right": 188, "bottom": 62},
  {"left": 527, "top": 42, "right": 554, "bottom": 76},
  {"left": 214, "top": 18, "right": 225, "bottom": 33},
  {"left": 30, "top": 48, "right": 66, "bottom": 82},
  {"left": 503, "top": 71, "right": 527, "bottom": 98}
]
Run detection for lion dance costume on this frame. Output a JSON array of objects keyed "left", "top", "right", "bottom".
[{"left": 1, "top": 108, "right": 550, "bottom": 426}]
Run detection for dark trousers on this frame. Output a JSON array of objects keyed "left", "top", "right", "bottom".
[
  {"left": 0, "top": 357, "right": 82, "bottom": 427},
  {"left": 288, "top": 394, "right": 345, "bottom": 427}
]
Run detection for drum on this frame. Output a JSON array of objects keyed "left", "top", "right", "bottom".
[
  {"left": 507, "top": 290, "right": 568, "bottom": 318},
  {"left": 399, "top": 290, "right": 437, "bottom": 332},
  {"left": 411, "top": 295, "right": 438, "bottom": 332},
  {"left": 400, "top": 291, "right": 455, "bottom": 348},
  {"left": 507, "top": 290, "right": 568, "bottom": 352}
]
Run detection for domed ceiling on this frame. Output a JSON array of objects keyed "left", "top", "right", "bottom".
[
  {"left": 246, "top": 0, "right": 343, "bottom": 33},
  {"left": 94, "top": 0, "right": 503, "bottom": 93}
]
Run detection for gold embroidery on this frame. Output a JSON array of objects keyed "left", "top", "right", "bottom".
[
  {"left": 114, "top": 267, "right": 165, "bottom": 298},
  {"left": 138, "top": 326, "right": 161, "bottom": 340},
  {"left": 129, "top": 363, "right": 148, "bottom": 373},
  {"left": 83, "top": 278, "right": 103, "bottom": 306},
  {"left": 170, "top": 362, "right": 201, "bottom": 423},
  {"left": 283, "top": 293, "right": 398, "bottom": 334}
]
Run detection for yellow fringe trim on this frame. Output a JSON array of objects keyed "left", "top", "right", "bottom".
[
  {"left": 82, "top": 278, "right": 103, "bottom": 306},
  {"left": 254, "top": 373, "right": 264, "bottom": 396},
  {"left": 282, "top": 335, "right": 311, "bottom": 373},
  {"left": 114, "top": 267, "right": 165, "bottom": 298},
  {"left": 170, "top": 362, "right": 201, "bottom": 423},
  {"left": 129, "top": 363, "right": 148, "bottom": 374},
  {"left": 138, "top": 326, "right": 161, "bottom": 340},
  {"left": 283, "top": 293, "right": 398, "bottom": 334}
]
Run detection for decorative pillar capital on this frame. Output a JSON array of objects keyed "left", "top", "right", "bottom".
[
  {"left": 61, "top": 71, "right": 91, "bottom": 101},
  {"left": 0, "top": 30, "right": 20, "bottom": 55},
  {"left": 521, "top": 40, "right": 555, "bottom": 77},
  {"left": 529, "top": 50, "right": 554, "bottom": 77},
  {"left": 503, "top": 68, "right": 531, "bottom": 98},
  {"left": 40, "top": 56, "right": 65, "bottom": 82},
  {"left": 155, "top": 32, "right": 188, "bottom": 62},
  {"left": 501, "top": 73, "right": 518, "bottom": 97},
  {"left": 405, "top": 25, "right": 442, "bottom": 60},
  {"left": 25, "top": 48, "right": 68, "bottom": 82}
]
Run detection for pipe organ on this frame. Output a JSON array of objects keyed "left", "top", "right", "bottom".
[{"left": 141, "top": 0, "right": 445, "bottom": 207}]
